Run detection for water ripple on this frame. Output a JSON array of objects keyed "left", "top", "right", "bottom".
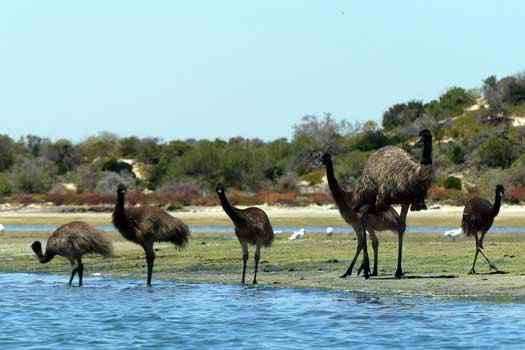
[{"left": 0, "top": 273, "right": 524, "bottom": 349}]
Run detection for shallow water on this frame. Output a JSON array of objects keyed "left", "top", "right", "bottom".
[
  {"left": 2, "top": 223, "right": 525, "bottom": 235},
  {"left": 1, "top": 273, "right": 524, "bottom": 349}
]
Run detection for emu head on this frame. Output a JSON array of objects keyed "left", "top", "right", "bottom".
[
  {"left": 117, "top": 184, "right": 127, "bottom": 195},
  {"left": 31, "top": 241, "right": 42, "bottom": 255},
  {"left": 321, "top": 153, "right": 332, "bottom": 166},
  {"left": 216, "top": 184, "right": 225, "bottom": 195},
  {"left": 417, "top": 129, "right": 432, "bottom": 145},
  {"left": 495, "top": 184, "right": 505, "bottom": 197}
]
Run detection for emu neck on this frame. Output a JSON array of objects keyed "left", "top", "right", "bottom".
[
  {"left": 116, "top": 193, "right": 125, "bottom": 212},
  {"left": 218, "top": 192, "right": 245, "bottom": 225},
  {"left": 421, "top": 139, "right": 432, "bottom": 166},
  {"left": 492, "top": 193, "right": 502, "bottom": 217},
  {"left": 34, "top": 244, "right": 54, "bottom": 264},
  {"left": 324, "top": 160, "right": 350, "bottom": 210}
]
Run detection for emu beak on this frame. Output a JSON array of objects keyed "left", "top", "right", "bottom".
[{"left": 416, "top": 136, "right": 423, "bottom": 145}]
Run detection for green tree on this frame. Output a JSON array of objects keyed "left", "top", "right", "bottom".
[
  {"left": 0, "top": 135, "right": 16, "bottom": 171},
  {"left": 382, "top": 101, "right": 425, "bottom": 130}
]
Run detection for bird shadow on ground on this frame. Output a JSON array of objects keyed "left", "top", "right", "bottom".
[
  {"left": 373, "top": 274, "right": 458, "bottom": 280},
  {"left": 475, "top": 270, "right": 508, "bottom": 275}
]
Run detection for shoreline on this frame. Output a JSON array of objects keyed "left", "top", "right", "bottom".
[{"left": 2, "top": 226, "right": 525, "bottom": 301}]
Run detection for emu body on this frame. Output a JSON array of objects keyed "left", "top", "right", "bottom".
[
  {"left": 31, "top": 221, "right": 112, "bottom": 286},
  {"left": 352, "top": 129, "right": 433, "bottom": 278},
  {"left": 462, "top": 185, "right": 505, "bottom": 274},
  {"left": 216, "top": 184, "right": 274, "bottom": 284},
  {"left": 322, "top": 153, "right": 403, "bottom": 279},
  {"left": 112, "top": 184, "right": 190, "bottom": 285}
]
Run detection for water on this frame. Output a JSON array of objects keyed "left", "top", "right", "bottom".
[
  {"left": 0, "top": 273, "right": 524, "bottom": 349},
  {"left": 3, "top": 223, "right": 525, "bottom": 234}
]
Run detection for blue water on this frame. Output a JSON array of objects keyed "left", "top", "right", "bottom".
[
  {"left": 0, "top": 273, "right": 524, "bottom": 349},
  {"left": 3, "top": 224, "right": 525, "bottom": 234}
]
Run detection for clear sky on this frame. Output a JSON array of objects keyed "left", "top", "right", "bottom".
[{"left": 1, "top": 1, "right": 524, "bottom": 141}]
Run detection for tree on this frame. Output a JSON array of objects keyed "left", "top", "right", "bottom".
[
  {"left": 10, "top": 157, "right": 57, "bottom": 193},
  {"left": 0, "top": 135, "right": 16, "bottom": 171},
  {"left": 42, "top": 139, "right": 80, "bottom": 174},
  {"left": 382, "top": 101, "right": 425, "bottom": 130}
]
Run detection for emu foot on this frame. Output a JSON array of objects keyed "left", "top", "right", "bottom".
[
  {"left": 339, "top": 272, "right": 351, "bottom": 279},
  {"left": 395, "top": 269, "right": 404, "bottom": 279},
  {"left": 468, "top": 268, "right": 477, "bottom": 275},
  {"left": 359, "top": 261, "right": 371, "bottom": 279},
  {"left": 356, "top": 263, "right": 376, "bottom": 277}
]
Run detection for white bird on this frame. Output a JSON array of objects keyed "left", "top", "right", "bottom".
[
  {"left": 443, "top": 228, "right": 463, "bottom": 240},
  {"left": 289, "top": 228, "right": 305, "bottom": 240},
  {"left": 0, "top": 224, "right": 4, "bottom": 232},
  {"left": 326, "top": 227, "right": 334, "bottom": 235}
]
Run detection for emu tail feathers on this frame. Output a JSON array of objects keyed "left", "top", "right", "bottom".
[
  {"left": 85, "top": 233, "right": 113, "bottom": 257},
  {"left": 168, "top": 223, "right": 191, "bottom": 248}
]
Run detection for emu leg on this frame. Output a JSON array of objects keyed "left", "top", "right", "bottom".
[
  {"left": 358, "top": 206, "right": 371, "bottom": 279},
  {"left": 68, "top": 260, "right": 78, "bottom": 286},
  {"left": 77, "top": 258, "right": 84, "bottom": 287},
  {"left": 241, "top": 241, "right": 248, "bottom": 284},
  {"left": 253, "top": 244, "right": 261, "bottom": 285},
  {"left": 399, "top": 205, "right": 409, "bottom": 235},
  {"left": 469, "top": 233, "right": 479, "bottom": 275},
  {"left": 476, "top": 236, "right": 501, "bottom": 272},
  {"left": 340, "top": 228, "right": 363, "bottom": 278},
  {"left": 395, "top": 230, "right": 405, "bottom": 278},
  {"left": 370, "top": 230, "right": 379, "bottom": 277},
  {"left": 144, "top": 244, "right": 156, "bottom": 286}
]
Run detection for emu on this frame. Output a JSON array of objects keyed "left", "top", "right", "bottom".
[
  {"left": 112, "top": 184, "right": 190, "bottom": 285},
  {"left": 322, "top": 153, "right": 403, "bottom": 278},
  {"left": 216, "top": 184, "right": 274, "bottom": 284},
  {"left": 462, "top": 184, "right": 505, "bottom": 274},
  {"left": 31, "top": 221, "right": 113, "bottom": 286},
  {"left": 352, "top": 129, "right": 433, "bottom": 278}
]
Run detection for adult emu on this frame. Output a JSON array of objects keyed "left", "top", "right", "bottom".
[
  {"left": 462, "top": 184, "right": 505, "bottom": 274},
  {"left": 322, "top": 153, "right": 403, "bottom": 278},
  {"left": 353, "top": 129, "right": 433, "bottom": 278},
  {"left": 112, "top": 184, "right": 190, "bottom": 285},
  {"left": 31, "top": 221, "right": 113, "bottom": 286},
  {"left": 216, "top": 184, "right": 274, "bottom": 284}
]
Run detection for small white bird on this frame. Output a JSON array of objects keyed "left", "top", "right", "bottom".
[
  {"left": 443, "top": 228, "right": 463, "bottom": 240},
  {"left": 326, "top": 227, "right": 334, "bottom": 236},
  {"left": 0, "top": 224, "right": 4, "bottom": 232},
  {"left": 289, "top": 228, "right": 305, "bottom": 240}
]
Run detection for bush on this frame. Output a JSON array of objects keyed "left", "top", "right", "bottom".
[
  {"left": 507, "top": 187, "right": 525, "bottom": 204},
  {"left": 158, "top": 180, "right": 202, "bottom": 206},
  {"left": 95, "top": 171, "right": 136, "bottom": 194},
  {"left": 0, "top": 173, "right": 13, "bottom": 198},
  {"left": 427, "top": 186, "right": 465, "bottom": 205},
  {"left": 443, "top": 176, "right": 462, "bottom": 190},
  {"left": 10, "top": 157, "right": 57, "bottom": 193},
  {"left": 446, "top": 144, "right": 465, "bottom": 164},
  {"left": 478, "top": 137, "right": 516, "bottom": 168}
]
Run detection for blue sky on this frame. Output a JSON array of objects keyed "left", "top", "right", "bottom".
[{"left": 1, "top": 1, "right": 524, "bottom": 141}]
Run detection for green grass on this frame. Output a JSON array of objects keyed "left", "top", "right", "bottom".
[{"left": 2, "top": 213, "right": 525, "bottom": 300}]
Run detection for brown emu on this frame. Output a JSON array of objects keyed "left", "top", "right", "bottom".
[
  {"left": 353, "top": 129, "right": 433, "bottom": 278},
  {"left": 31, "top": 221, "right": 113, "bottom": 286},
  {"left": 216, "top": 184, "right": 274, "bottom": 284},
  {"left": 112, "top": 184, "right": 190, "bottom": 285},
  {"left": 322, "top": 153, "right": 403, "bottom": 278},
  {"left": 462, "top": 184, "right": 505, "bottom": 274}
]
